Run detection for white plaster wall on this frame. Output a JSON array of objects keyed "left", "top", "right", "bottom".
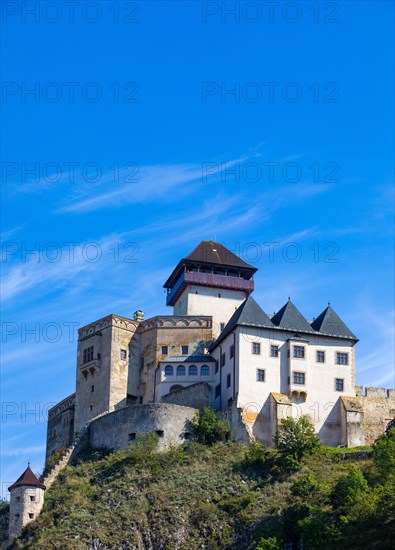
[{"left": 174, "top": 286, "right": 246, "bottom": 336}]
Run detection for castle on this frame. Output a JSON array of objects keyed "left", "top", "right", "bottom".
[{"left": 7, "top": 241, "right": 395, "bottom": 545}]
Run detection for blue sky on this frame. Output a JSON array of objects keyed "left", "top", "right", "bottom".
[{"left": 1, "top": 1, "right": 394, "bottom": 494}]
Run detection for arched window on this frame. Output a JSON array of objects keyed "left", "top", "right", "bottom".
[
  {"left": 189, "top": 365, "right": 197, "bottom": 375},
  {"left": 164, "top": 365, "right": 173, "bottom": 376},
  {"left": 201, "top": 365, "right": 210, "bottom": 376},
  {"left": 177, "top": 365, "right": 186, "bottom": 376}
]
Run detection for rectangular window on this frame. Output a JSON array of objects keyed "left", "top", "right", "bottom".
[
  {"left": 293, "top": 372, "right": 305, "bottom": 385},
  {"left": 228, "top": 397, "right": 233, "bottom": 406},
  {"left": 316, "top": 350, "right": 325, "bottom": 363},
  {"left": 257, "top": 369, "right": 265, "bottom": 382},
  {"left": 252, "top": 342, "right": 261, "bottom": 355},
  {"left": 120, "top": 349, "right": 127, "bottom": 360},
  {"left": 16, "top": 497, "right": 20, "bottom": 502},
  {"left": 30, "top": 496, "right": 35, "bottom": 502},
  {"left": 181, "top": 345, "right": 189, "bottom": 355},
  {"left": 128, "top": 432, "right": 136, "bottom": 441},
  {"left": 270, "top": 345, "right": 279, "bottom": 357},
  {"left": 83, "top": 346, "right": 94, "bottom": 364},
  {"left": 28, "top": 513, "right": 34, "bottom": 519},
  {"left": 227, "top": 373, "right": 231, "bottom": 388},
  {"left": 155, "top": 430, "right": 164, "bottom": 438},
  {"left": 215, "top": 384, "right": 221, "bottom": 398},
  {"left": 336, "top": 352, "right": 349, "bottom": 365},
  {"left": 335, "top": 378, "right": 344, "bottom": 391},
  {"left": 230, "top": 344, "right": 234, "bottom": 359},
  {"left": 220, "top": 322, "right": 225, "bottom": 331},
  {"left": 215, "top": 360, "right": 219, "bottom": 374},
  {"left": 161, "top": 345, "right": 168, "bottom": 355},
  {"left": 91, "top": 385, "right": 94, "bottom": 393},
  {"left": 293, "top": 345, "right": 305, "bottom": 358},
  {"left": 220, "top": 352, "right": 226, "bottom": 367}
]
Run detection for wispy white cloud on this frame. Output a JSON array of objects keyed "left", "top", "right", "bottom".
[{"left": 1, "top": 445, "right": 46, "bottom": 458}]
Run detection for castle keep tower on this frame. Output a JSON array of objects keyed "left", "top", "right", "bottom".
[
  {"left": 164, "top": 241, "right": 257, "bottom": 335},
  {"left": 8, "top": 464, "right": 45, "bottom": 545}
]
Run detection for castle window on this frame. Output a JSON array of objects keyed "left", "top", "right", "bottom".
[
  {"left": 161, "top": 345, "right": 168, "bottom": 355},
  {"left": 128, "top": 432, "right": 136, "bottom": 441},
  {"left": 220, "top": 352, "right": 226, "bottom": 367},
  {"left": 336, "top": 352, "right": 349, "bottom": 365},
  {"left": 16, "top": 497, "right": 20, "bottom": 502},
  {"left": 189, "top": 365, "right": 197, "bottom": 375},
  {"left": 215, "top": 384, "right": 221, "bottom": 398},
  {"left": 293, "top": 345, "right": 305, "bottom": 358},
  {"left": 230, "top": 344, "right": 234, "bottom": 359},
  {"left": 30, "top": 496, "right": 35, "bottom": 502},
  {"left": 201, "top": 365, "right": 210, "bottom": 376},
  {"left": 15, "top": 514, "right": 20, "bottom": 519},
  {"left": 181, "top": 345, "right": 189, "bottom": 355},
  {"left": 83, "top": 346, "right": 94, "bottom": 364},
  {"left": 293, "top": 372, "right": 305, "bottom": 385},
  {"left": 257, "top": 369, "right": 265, "bottom": 382},
  {"left": 218, "top": 293, "right": 222, "bottom": 298},
  {"left": 165, "top": 365, "right": 174, "bottom": 376},
  {"left": 177, "top": 365, "right": 186, "bottom": 376},
  {"left": 317, "top": 350, "right": 325, "bottom": 363},
  {"left": 220, "top": 322, "right": 225, "bottom": 331},
  {"left": 215, "top": 360, "right": 219, "bottom": 374},
  {"left": 155, "top": 430, "right": 164, "bottom": 438},
  {"left": 90, "top": 405, "right": 93, "bottom": 411},
  {"left": 228, "top": 397, "right": 233, "bottom": 406},
  {"left": 252, "top": 342, "right": 261, "bottom": 355},
  {"left": 91, "top": 385, "right": 94, "bottom": 392},
  {"left": 270, "top": 345, "right": 279, "bottom": 357},
  {"left": 28, "top": 513, "right": 34, "bottom": 519},
  {"left": 227, "top": 373, "right": 231, "bottom": 388},
  {"left": 120, "top": 349, "right": 127, "bottom": 360},
  {"left": 335, "top": 378, "right": 344, "bottom": 391}
]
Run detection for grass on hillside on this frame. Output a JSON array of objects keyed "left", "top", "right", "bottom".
[{"left": 8, "top": 436, "right": 393, "bottom": 550}]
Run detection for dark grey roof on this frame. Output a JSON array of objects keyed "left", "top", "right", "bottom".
[
  {"left": 210, "top": 295, "right": 274, "bottom": 350},
  {"left": 310, "top": 305, "right": 357, "bottom": 340},
  {"left": 160, "top": 356, "right": 215, "bottom": 363},
  {"left": 164, "top": 241, "right": 257, "bottom": 288},
  {"left": 271, "top": 300, "right": 313, "bottom": 333}
]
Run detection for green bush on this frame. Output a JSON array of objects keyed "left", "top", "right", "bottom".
[
  {"left": 274, "top": 416, "right": 320, "bottom": 466},
  {"left": 256, "top": 536, "right": 280, "bottom": 550},
  {"left": 190, "top": 407, "right": 231, "bottom": 444},
  {"left": 372, "top": 426, "right": 395, "bottom": 479},
  {"left": 290, "top": 474, "right": 319, "bottom": 497},
  {"left": 245, "top": 441, "right": 270, "bottom": 464},
  {"left": 331, "top": 465, "right": 369, "bottom": 514}
]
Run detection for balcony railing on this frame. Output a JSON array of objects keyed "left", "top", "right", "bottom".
[{"left": 166, "top": 271, "right": 254, "bottom": 306}]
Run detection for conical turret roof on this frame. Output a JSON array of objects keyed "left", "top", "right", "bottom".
[{"left": 8, "top": 464, "right": 46, "bottom": 491}]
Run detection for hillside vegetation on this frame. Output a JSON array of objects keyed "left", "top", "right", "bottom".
[{"left": 9, "top": 417, "right": 395, "bottom": 550}]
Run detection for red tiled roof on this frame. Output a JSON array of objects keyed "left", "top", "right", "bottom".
[{"left": 8, "top": 465, "right": 46, "bottom": 491}]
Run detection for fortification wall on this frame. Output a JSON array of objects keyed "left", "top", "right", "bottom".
[
  {"left": 161, "top": 382, "right": 212, "bottom": 410},
  {"left": 46, "top": 394, "right": 75, "bottom": 462},
  {"left": 89, "top": 403, "right": 198, "bottom": 451},
  {"left": 356, "top": 386, "right": 395, "bottom": 444}
]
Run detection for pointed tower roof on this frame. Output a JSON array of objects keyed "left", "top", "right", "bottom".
[
  {"left": 271, "top": 299, "right": 312, "bottom": 333},
  {"left": 211, "top": 295, "right": 274, "bottom": 349},
  {"left": 310, "top": 305, "right": 357, "bottom": 340},
  {"left": 8, "top": 465, "right": 46, "bottom": 491}
]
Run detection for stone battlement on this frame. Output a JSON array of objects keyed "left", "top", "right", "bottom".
[{"left": 355, "top": 386, "right": 395, "bottom": 399}]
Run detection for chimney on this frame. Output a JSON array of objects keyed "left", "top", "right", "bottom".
[{"left": 133, "top": 310, "right": 144, "bottom": 322}]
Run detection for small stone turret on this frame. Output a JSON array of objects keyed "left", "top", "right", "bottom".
[
  {"left": 7, "top": 464, "right": 45, "bottom": 546},
  {"left": 133, "top": 310, "right": 144, "bottom": 322}
]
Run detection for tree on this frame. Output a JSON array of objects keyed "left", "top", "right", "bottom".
[
  {"left": 190, "top": 407, "right": 231, "bottom": 444},
  {"left": 331, "top": 465, "right": 369, "bottom": 515},
  {"left": 273, "top": 416, "right": 320, "bottom": 465},
  {"left": 372, "top": 426, "right": 395, "bottom": 479}
]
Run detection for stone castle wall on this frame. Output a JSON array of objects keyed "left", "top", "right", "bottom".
[
  {"left": 356, "top": 386, "right": 395, "bottom": 444},
  {"left": 88, "top": 403, "right": 198, "bottom": 451},
  {"left": 46, "top": 394, "right": 75, "bottom": 461}
]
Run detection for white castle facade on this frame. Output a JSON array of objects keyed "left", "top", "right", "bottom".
[{"left": 7, "top": 241, "right": 394, "bottom": 545}]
